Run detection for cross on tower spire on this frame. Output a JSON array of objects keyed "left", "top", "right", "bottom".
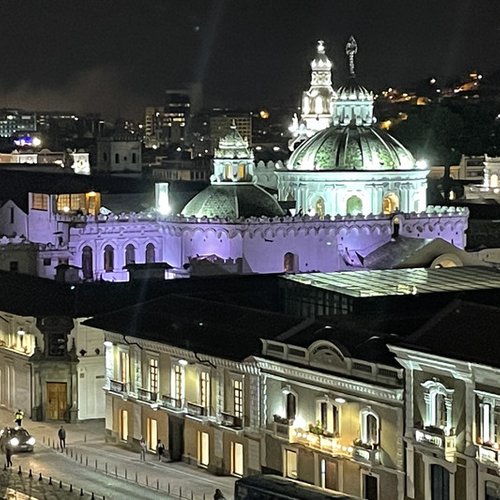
[{"left": 345, "top": 36, "right": 358, "bottom": 77}]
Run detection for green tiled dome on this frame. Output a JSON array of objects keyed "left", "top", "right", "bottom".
[
  {"left": 181, "top": 184, "right": 284, "bottom": 219},
  {"left": 287, "top": 125, "right": 416, "bottom": 171}
]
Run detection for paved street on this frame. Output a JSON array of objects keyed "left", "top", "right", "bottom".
[{"left": 0, "top": 407, "right": 235, "bottom": 499}]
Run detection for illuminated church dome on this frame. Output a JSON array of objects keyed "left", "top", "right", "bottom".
[
  {"left": 277, "top": 36, "right": 429, "bottom": 217},
  {"left": 181, "top": 123, "right": 284, "bottom": 219},
  {"left": 287, "top": 124, "right": 416, "bottom": 171}
]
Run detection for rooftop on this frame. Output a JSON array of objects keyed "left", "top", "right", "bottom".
[{"left": 282, "top": 266, "right": 500, "bottom": 298}]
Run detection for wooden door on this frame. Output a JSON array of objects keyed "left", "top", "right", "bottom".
[{"left": 47, "top": 382, "right": 67, "bottom": 420}]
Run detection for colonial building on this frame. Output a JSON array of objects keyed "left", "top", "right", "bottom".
[{"left": 389, "top": 300, "right": 500, "bottom": 500}]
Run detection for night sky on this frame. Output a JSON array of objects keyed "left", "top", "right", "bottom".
[{"left": 0, "top": 0, "right": 498, "bottom": 119}]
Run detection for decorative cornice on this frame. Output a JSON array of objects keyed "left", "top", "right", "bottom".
[{"left": 253, "top": 357, "right": 402, "bottom": 404}]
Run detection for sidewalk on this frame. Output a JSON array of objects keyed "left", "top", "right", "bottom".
[{"left": 0, "top": 407, "right": 236, "bottom": 500}]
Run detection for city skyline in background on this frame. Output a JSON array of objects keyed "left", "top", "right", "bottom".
[{"left": 0, "top": 0, "right": 498, "bottom": 119}]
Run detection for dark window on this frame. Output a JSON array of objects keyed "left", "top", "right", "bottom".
[
  {"left": 103, "top": 152, "right": 108, "bottom": 162},
  {"left": 43, "top": 258, "right": 51, "bottom": 266},
  {"left": 104, "top": 245, "right": 114, "bottom": 272},
  {"left": 364, "top": 474, "right": 379, "bottom": 500},
  {"left": 115, "top": 153, "right": 120, "bottom": 164},
  {"left": 82, "top": 246, "right": 93, "bottom": 279},
  {"left": 132, "top": 153, "right": 137, "bottom": 163},
  {"left": 286, "top": 393, "right": 296, "bottom": 421},
  {"left": 9, "top": 261, "right": 18, "bottom": 272},
  {"left": 48, "top": 332, "right": 66, "bottom": 357},
  {"left": 125, "top": 244, "right": 135, "bottom": 265},
  {"left": 431, "top": 464, "right": 449, "bottom": 500},
  {"left": 9, "top": 207, "right": 14, "bottom": 224},
  {"left": 145, "top": 243, "right": 155, "bottom": 263}
]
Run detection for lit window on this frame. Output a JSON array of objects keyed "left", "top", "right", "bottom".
[
  {"left": 421, "top": 380, "right": 454, "bottom": 433},
  {"left": 172, "top": 364, "right": 184, "bottom": 403},
  {"left": 316, "top": 399, "right": 340, "bottom": 435},
  {"left": 360, "top": 407, "right": 379, "bottom": 447},
  {"left": 31, "top": 193, "right": 48, "bottom": 211},
  {"left": 200, "top": 372, "right": 210, "bottom": 409},
  {"left": 149, "top": 358, "right": 158, "bottom": 394},
  {"left": 119, "top": 350, "right": 129, "bottom": 386},
  {"left": 233, "top": 379, "right": 243, "bottom": 418}
]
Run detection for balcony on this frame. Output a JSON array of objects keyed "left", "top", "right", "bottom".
[
  {"left": 220, "top": 411, "right": 243, "bottom": 429},
  {"left": 272, "top": 415, "right": 294, "bottom": 440},
  {"left": 137, "top": 388, "right": 157, "bottom": 403},
  {"left": 187, "top": 402, "right": 208, "bottom": 418},
  {"left": 161, "top": 395, "right": 183, "bottom": 411},
  {"left": 109, "top": 380, "right": 126, "bottom": 394},
  {"left": 290, "top": 427, "right": 352, "bottom": 458},
  {"left": 352, "top": 441, "right": 381, "bottom": 464},
  {"left": 477, "top": 443, "right": 500, "bottom": 466},
  {"left": 414, "top": 426, "right": 456, "bottom": 462}
]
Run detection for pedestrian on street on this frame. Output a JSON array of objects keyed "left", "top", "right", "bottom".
[
  {"left": 5, "top": 444, "right": 13, "bottom": 468},
  {"left": 14, "top": 409, "right": 24, "bottom": 427},
  {"left": 139, "top": 436, "right": 147, "bottom": 461},
  {"left": 58, "top": 425, "right": 66, "bottom": 450},
  {"left": 214, "top": 488, "right": 225, "bottom": 500},
  {"left": 156, "top": 439, "right": 165, "bottom": 461}
]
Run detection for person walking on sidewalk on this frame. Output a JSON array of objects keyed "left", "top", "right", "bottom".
[
  {"left": 213, "top": 489, "right": 226, "bottom": 500},
  {"left": 139, "top": 436, "right": 147, "bottom": 461},
  {"left": 14, "top": 409, "right": 24, "bottom": 427},
  {"left": 58, "top": 425, "right": 66, "bottom": 450},
  {"left": 5, "top": 443, "right": 13, "bottom": 468},
  {"left": 156, "top": 439, "right": 165, "bottom": 461}
]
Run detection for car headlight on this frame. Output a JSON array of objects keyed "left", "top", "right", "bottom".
[
  {"left": 10, "top": 437, "right": 19, "bottom": 447},
  {"left": 27, "top": 437, "right": 35, "bottom": 445}
]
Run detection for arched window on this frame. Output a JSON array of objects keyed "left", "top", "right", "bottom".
[
  {"left": 145, "top": 243, "right": 155, "bottom": 264},
  {"left": 224, "top": 163, "right": 232, "bottom": 180},
  {"left": 104, "top": 245, "right": 114, "bottom": 272},
  {"left": 382, "top": 193, "right": 399, "bottom": 215},
  {"left": 284, "top": 252, "right": 296, "bottom": 273},
  {"left": 315, "top": 197, "right": 325, "bottom": 218},
  {"left": 346, "top": 195, "right": 363, "bottom": 215},
  {"left": 360, "top": 408, "right": 379, "bottom": 447},
  {"left": 82, "top": 246, "right": 93, "bottom": 280},
  {"left": 125, "top": 244, "right": 136, "bottom": 265},
  {"left": 315, "top": 96, "right": 323, "bottom": 114},
  {"left": 238, "top": 163, "right": 246, "bottom": 179}
]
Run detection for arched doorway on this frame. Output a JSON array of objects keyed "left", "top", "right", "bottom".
[
  {"left": 382, "top": 193, "right": 399, "bottom": 215},
  {"left": 346, "top": 195, "right": 363, "bottom": 215}
]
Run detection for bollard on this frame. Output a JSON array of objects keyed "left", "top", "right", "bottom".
[
  {"left": 146, "top": 475, "right": 148, "bottom": 487},
  {"left": 39, "top": 473, "right": 42, "bottom": 481},
  {"left": 18, "top": 465, "right": 22, "bottom": 474},
  {"left": 71, "top": 449, "right": 73, "bottom": 458},
  {"left": 3, "top": 464, "right": 6, "bottom": 471},
  {"left": 95, "top": 459, "right": 98, "bottom": 470},
  {"left": 125, "top": 469, "right": 127, "bottom": 480},
  {"left": 84, "top": 433, "right": 87, "bottom": 443},
  {"left": 191, "top": 490, "right": 194, "bottom": 500},
  {"left": 156, "top": 479, "right": 159, "bottom": 490},
  {"left": 114, "top": 465, "right": 117, "bottom": 477},
  {"left": 49, "top": 477, "right": 52, "bottom": 485},
  {"left": 80, "top": 487, "right": 84, "bottom": 496},
  {"left": 70, "top": 484, "right": 73, "bottom": 492},
  {"left": 168, "top": 483, "right": 171, "bottom": 495},
  {"left": 203, "top": 493, "right": 206, "bottom": 500},
  {"left": 135, "top": 471, "right": 138, "bottom": 483},
  {"left": 91, "top": 493, "right": 95, "bottom": 500},
  {"left": 60, "top": 481, "right": 63, "bottom": 489},
  {"left": 80, "top": 454, "right": 82, "bottom": 464},
  {"left": 179, "top": 486, "right": 182, "bottom": 498},
  {"left": 86, "top": 456, "right": 88, "bottom": 467},
  {"left": 105, "top": 462, "right": 108, "bottom": 474},
  {"left": 65, "top": 447, "right": 68, "bottom": 456},
  {"left": 29, "top": 469, "right": 32, "bottom": 478},
  {"left": 42, "top": 435, "right": 45, "bottom": 444}
]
